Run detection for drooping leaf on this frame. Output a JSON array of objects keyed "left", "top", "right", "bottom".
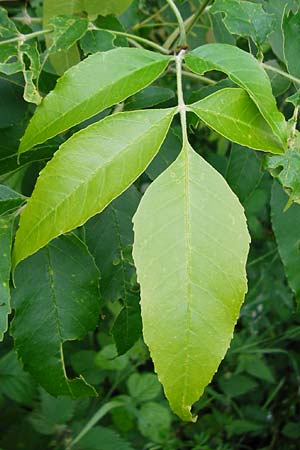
[
  {"left": 210, "top": 0, "right": 275, "bottom": 46},
  {"left": 185, "top": 44, "right": 287, "bottom": 148},
  {"left": 0, "top": 350, "right": 36, "bottom": 404},
  {"left": 271, "top": 181, "right": 300, "bottom": 306},
  {"left": 225, "top": 144, "right": 263, "bottom": 204},
  {"left": 283, "top": 9, "right": 300, "bottom": 79},
  {"left": 47, "top": 15, "right": 89, "bottom": 54},
  {"left": 189, "top": 88, "right": 284, "bottom": 153},
  {"left": 13, "top": 108, "right": 175, "bottom": 268},
  {"left": 0, "top": 185, "right": 25, "bottom": 215},
  {"left": 19, "top": 48, "right": 171, "bottom": 153},
  {"left": 0, "top": 216, "right": 13, "bottom": 341},
  {"left": 11, "top": 234, "right": 100, "bottom": 397},
  {"left": 85, "top": 186, "right": 142, "bottom": 354},
  {"left": 265, "top": 131, "right": 300, "bottom": 203},
  {"left": 133, "top": 142, "right": 250, "bottom": 421}
]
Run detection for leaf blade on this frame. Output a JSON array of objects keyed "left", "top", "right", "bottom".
[
  {"left": 133, "top": 143, "right": 250, "bottom": 421},
  {"left": 0, "top": 216, "right": 13, "bottom": 341},
  {"left": 185, "top": 43, "right": 287, "bottom": 148},
  {"left": 13, "top": 108, "right": 175, "bottom": 268},
  {"left": 19, "top": 48, "right": 171, "bottom": 154}
]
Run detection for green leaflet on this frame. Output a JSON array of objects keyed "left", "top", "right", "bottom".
[
  {"left": 185, "top": 44, "right": 287, "bottom": 149},
  {"left": 210, "top": 0, "right": 275, "bottom": 46},
  {"left": 0, "top": 185, "right": 25, "bottom": 215},
  {"left": 189, "top": 88, "right": 284, "bottom": 154},
  {"left": 11, "top": 234, "right": 100, "bottom": 397},
  {"left": 283, "top": 9, "right": 300, "bottom": 79},
  {"left": 80, "top": 0, "right": 133, "bottom": 16},
  {"left": 85, "top": 187, "right": 142, "bottom": 355},
  {"left": 13, "top": 108, "right": 175, "bottom": 268},
  {"left": 133, "top": 143, "right": 250, "bottom": 421},
  {"left": 0, "top": 216, "right": 13, "bottom": 341},
  {"left": 19, "top": 48, "right": 171, "bottom": 154},
  {"left": 47, "top": 15, "right": 89, "bottom": 55},
  {"left": 271, "top": 182, "right": 300, "bottom": 306}
]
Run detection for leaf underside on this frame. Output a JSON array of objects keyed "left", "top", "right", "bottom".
[{"left": 133, "top": 142, "right": 250, "bottom": 421}]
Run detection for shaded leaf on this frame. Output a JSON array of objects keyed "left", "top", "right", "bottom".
[
  {"left": 11, "top": 234, "right": 101, "bottom": 397},
  {"left": 283, "top": 9, "right": 300, "bottom": 79},
  {"left": 0, "top": 185, "right": 25, "bottom": 215},
  {"left": 47, "top": 15, "right": 89, "bottom": 54},
  {"left": 127, "top": 373, "right": 161, "bottom": 403},
  {"left": 138, "top": 402, "right": 171, "bottom": 443},
  {"left": 80, "top": 30, "right": 116, "bottom": 55},
  {"left": 211, "top": 0, "right": 275, "bottom": 46},
  {"left": 185, "top": 44, "right": 287, "bottom": 148},
  {"left": 146, "top": 128, "right": 181, "bottom": 180},
  {"left": 13, "top": 108, "right": 175, "bottom": 268},
  {"left": 133, "top": 142, "right": 250, "bottom": 421},
  {"left": 125, "top": 86, "right": 175, "bottom": 111},
  {"left": 77, "top": 426, "right": 134, "bottom": 450},
  {"left": 190, "top": 88, "right": 284, "bottom": 153},
  {"left": 80, "top": 0, "right": 133, "bottom": 17},
  {"left": 271, "top": 181, "right": 300, "bottom": 306},
  {"left": 19, "top": 48, "right": 171, "bottom": 153},
  {"left": 0, "top": 216, "right": 13, "bottom": 340}
]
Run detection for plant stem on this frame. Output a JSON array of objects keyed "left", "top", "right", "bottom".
[
  {"left": 262, "top": 62, "right": 300, "bottom": 85},
  {"left": 89, "top": 25, "right": 170, "bottom": 55},
  {"left": 165, "top": 0, "right": 187, "bottom": 47},
  {"left": 185, "top": 0, "right": 212, "bottom": 35},
  {"left": 176, "top": 49, "right": 188, "bottom": 143},
  {"left": 0, "top": 28, "right": 51, "bottom": 46}
]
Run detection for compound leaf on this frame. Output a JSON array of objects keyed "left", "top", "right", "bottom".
[
  {"left": 190, "top": 88, "right": 283, "bottom": 153},
  {"left": 11, "top": 234, "right": 100, "bottom": 397},
  {"left": 19, "top": 48, "right": 171, "bottom": 153},
  {"left": 185, "top": 44, "right": 287, "bottom": 149},
  {"left": 13, "top": 108, "right": 175, "bottom": 268},
  {"left": 133, "top": 142, "right": 250, "bottom": 421}
]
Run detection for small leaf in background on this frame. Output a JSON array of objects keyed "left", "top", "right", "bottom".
[
  {"left": 264, "top": 60, "right": 291, "bottom": 97},
  {"left": 0, "top": 7, "right": 19, "bottom": 38},
  {"left": 80, "top": 30, "right": 116, "bottom": 55},
  {"left": 19, "top": 41, "right": 42, "bottom": 105},
  {"left": 225, "top": 144, "right": 263, "bottom": 204},
  {"left": 133, "top": 143, "right": 250, "bottom": 421},
  {"left": 210, "top": 12, "right": 236, "bottom": 45},
  {"left": 77, "top": 425, "right": 134, "bottom": 450},
  {"left": 125, "top": 86, "right": 175, "bottom": 111},
  {"left": 127, "top": 373, "right": 162, "bottom": 403},
  {"left": 13, "top": 108, "right": 175, "bottom": 268},
  {"left": 19, "top": 48, "right": 171, "bottom": 153},
  {"left": 95, "top": 344, "right": 128, "bottom": 372},
  {"left": 85, "top": 187, "right": 142, "bottom": 354},
  {"left": 286, "top": 91, "right": 300, "bottom": 107},
  {"left": 0, "top": 44, "right": 22, "bottom": 75},
  {"left": 0, "top": 350, "right": 36, "bottom": 404},
  {"left": 0, "top": 79, "right": 28, "bottom": 129},
  {"left": 0, "top": 216, "right": 13, "bottom": 341},
  {"left": 190, "top": 88, "right": 284, "bottom": 153},
  {"left": 138, "top": 402, "right": 172, "bottom": 443},
  {"left": 11, "top": 234, "right": 101, "bottom": 397},
  {"left": 218, "top": 374, "right": 258, "bottom": 398},
  {"left": 29, "top": 389, "right": 75, "bottom": 435},
  {"left": 265, "top": 131, "right": 300, "bottom": 203},
  {"left": 271, "top": 181, "right": 300, "bottom": 306},
  {"left": 0, "top": 185, "right": 25, "bottom": 215},
  {"left": 283, "top": 9, "right": 300, "bottom": 79},
  {"left": 81, "top": 0, "right": 133, "bottom": 17},
  {"left": 210, "top": 0, "right": 275, "bottom": 47},
  {"left": 47, "top": 15, "right": 89, "bottom": 54},
  {"left": 185, "top": 44, "right": 287, "bottom": 148}
]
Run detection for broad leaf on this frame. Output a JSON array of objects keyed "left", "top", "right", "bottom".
[
  {"left": 85, "top": 187, "right": 142, "bottom": 354},
  {"left": 271, "top": 182, "right": 300, "bottom": 306},
  {"left": 19, "top": 48, "right": 171, "bottom": 153},
  {"left": 185, "top": 44, "right": 287, "bottom": 148},
  {"left": 13, "top": 108, "right": 175, "bottom": 268},
  {"left": 0, "top": 216, "right": 13, "bottom": 341},
  {"left": 0, "top": 185, "right": 25, "bottom": 215},
  {"left": 133, "top": 143, "right": 250, "bottom": 421},
  {"left": 11, "top": 234, "right": 100, "bottom": 397},
  {"left": 189, "top": 88, "right": 284, "bottom": 153},
  {"left": 210, "top": 0, "right": 274, "bottom": 46},
  {"left": 283, "top": 9, "right": 300, "bottom": 79}
]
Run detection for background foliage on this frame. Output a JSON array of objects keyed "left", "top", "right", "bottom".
[{"left": 0, "top": 0, "right": 300, "bottom": 449}]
